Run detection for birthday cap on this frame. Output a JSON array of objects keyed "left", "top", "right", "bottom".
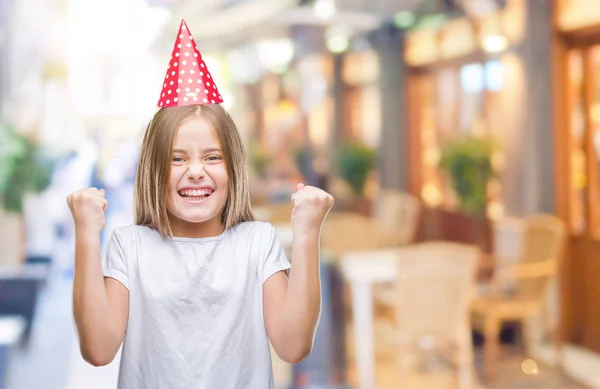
[{"left": 157, "top": 19, "right": 223, "bottom": 108}]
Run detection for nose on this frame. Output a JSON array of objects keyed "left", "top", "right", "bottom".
[{"left": 186, "top": 160, "right": 206, "bottom": 180}]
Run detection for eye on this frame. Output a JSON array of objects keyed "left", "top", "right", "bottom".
[
  {"left": 172, "top": 156, "right": 186, "bottom": 163},
  {"left": 206, "top": 155, "right": 222, "bottom": 162}
]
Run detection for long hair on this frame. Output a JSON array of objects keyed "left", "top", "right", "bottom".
[{"left": 134, "top": 104, "right": 254, "bottom": 236}]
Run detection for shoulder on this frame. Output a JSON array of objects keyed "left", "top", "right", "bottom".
[
  {"left": 110, "top": 224, "right": 145, "bottom": 240},
  {"left": 229, "top": 221, "right": 276, "bottom": 239},
  {"left": 227, "top": 222, "right": 287, "bottom": 266},
  {"left": 228, "top": 221, "right": 281, "bottom": 250},
  {"left": 108, "top": 224, "right": 160, "bottom": 249}
]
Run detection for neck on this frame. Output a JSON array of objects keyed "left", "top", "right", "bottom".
[{"left": 169, "top": 217, "right": 225, "bottom": 239}]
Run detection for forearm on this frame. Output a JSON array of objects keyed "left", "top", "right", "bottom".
[
  {"left": 72, "top": 229, "right": 120, "bottom": 364},
  {"left": 275, "top": 233, "right": 322, "bottom": 357}
]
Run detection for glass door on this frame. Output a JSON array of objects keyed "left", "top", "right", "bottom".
[
  {"left": 586, "top": 45, "right": 600, "bottom": 238},
  {"left": 566, "top": 43, "right": 600, "bottom": 238}
]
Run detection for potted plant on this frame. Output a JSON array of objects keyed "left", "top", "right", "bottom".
[
  {"left": 439, "top": 134, "right": 497, "bottom": 216},
  {"left": 336, "top": 142, "right": 376, "bottom": 214},
  {"left": 0, "top": 123, "right": 55, "bottom": 266}
]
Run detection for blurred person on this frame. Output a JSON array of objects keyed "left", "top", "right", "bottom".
[{"left": 65, "top": 20, "right": 334, "bottom": 389}]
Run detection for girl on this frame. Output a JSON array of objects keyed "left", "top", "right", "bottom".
[{"left": 66, "top": 20, "right": 334, "bottom": 389}]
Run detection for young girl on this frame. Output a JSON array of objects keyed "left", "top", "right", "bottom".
[{"left": 66, "top": 20, "right": 334, "bottom": 388}]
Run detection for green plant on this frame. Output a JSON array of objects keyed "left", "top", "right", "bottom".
[
  {"left": 439, "top": 135, "right": 497, "bottom": 215},
  {"left": 0, "top": 123, "right": 55, "bottom": 213},
  {"left": 336, "top": 143, "right": 376, "bottom": 196}
]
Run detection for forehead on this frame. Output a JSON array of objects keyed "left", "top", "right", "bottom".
[{"left": 173, "top": 114, "right": 220, "bottom": 147}]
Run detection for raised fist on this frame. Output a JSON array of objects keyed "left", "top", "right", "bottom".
[
  {"left": 66, "top": 187, "right": 108, "bottom": 235},
  {"left": 290, "top": 183, "right": 334, "bottom": 236}
]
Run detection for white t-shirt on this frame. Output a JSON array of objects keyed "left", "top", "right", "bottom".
[{"left": 101, "top": 221, "right": 291, "bottom": 389}]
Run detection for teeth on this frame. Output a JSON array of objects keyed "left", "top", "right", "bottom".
[{"left": 179, "top": 189, "right": 213, "bottom": 197}]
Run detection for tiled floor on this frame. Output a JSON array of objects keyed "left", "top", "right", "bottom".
[
  {"left": 344, "top": 346, "right": 589, "bottom": 389},
  {"left": 482, "top": 355, "right": 587, "bottom": 389},
  {"left": 533, "top": 343, "right": 600, "bottom": 389},
  {"left": 346, "top": 361, "right": 587, "bottom": 389},
  {"left": 342, "top": 327, "right": 590, "bottom": 389}
]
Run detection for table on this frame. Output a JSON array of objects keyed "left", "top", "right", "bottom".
[{"left": 339, "top": 249, "right": 399, "bottom": 389}]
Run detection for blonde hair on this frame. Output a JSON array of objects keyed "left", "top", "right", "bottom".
[{"left": 134, "top": 104, "right": 254, "bottom": 237}]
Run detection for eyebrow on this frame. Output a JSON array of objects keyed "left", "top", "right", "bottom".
[
  {"left": 203, "top": 148, "right": 222, "bottom": 154},
  {"left": 172, "top": 147, "right": 222, "bottom": 154}
]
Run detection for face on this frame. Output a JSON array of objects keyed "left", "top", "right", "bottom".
[{"left": 166, "top": 114, "right": 229, "bottom": 238}]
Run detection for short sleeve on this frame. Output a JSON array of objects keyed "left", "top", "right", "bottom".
[
  {"left": 101, "top": 230, "right": 130, "bottom": 290},
  {"left": 260, "top": 225, "right": 291, "bottom": 284}
]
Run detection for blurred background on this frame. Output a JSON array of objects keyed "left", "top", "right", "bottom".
[{"left": 1, "top": 0, "right": 599, "bottom": 388}]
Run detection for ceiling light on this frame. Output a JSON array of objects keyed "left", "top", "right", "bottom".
[
  {"left": 325, "top": 25, "right": 352, "bottom": 54},
  {"left": 482, "top": 34, "right": 509, "bottom": 53},
  {"left": 256, "top": 39, "right": 295, "bottom": 74},
  {"left": 314, "top": 0, "right": 336, "bottom": 20},
  {"left": 326, "top": 35, "right": 349, "bottom": 53}
]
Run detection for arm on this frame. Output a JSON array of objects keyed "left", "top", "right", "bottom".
[
  {"left": 263, "top": 232, "right": 321, "bottom": 364},
  {"left": 263, "top": 184, "right": 333, "bottom": 364},
  {"left": 488, "top": 259, "right": 557, "bottom": 298},
  {"left": 68, "top": 188, "right": 129, "bottom": 366},
  {"left": 73, "top": 231, "right": 129, "bottom": 366}
]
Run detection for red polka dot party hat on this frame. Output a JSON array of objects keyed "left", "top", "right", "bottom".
[{"left": 157, "top": 19, "right": 223, "bottom": 108}]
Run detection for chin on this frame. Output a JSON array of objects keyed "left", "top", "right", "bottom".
[{"left": 169, "top": 197, "right": 225, "bottom": 225}]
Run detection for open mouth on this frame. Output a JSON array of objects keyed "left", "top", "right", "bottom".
[{"left": 178, "top": 188, "right": 214, "bottom": 201}]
